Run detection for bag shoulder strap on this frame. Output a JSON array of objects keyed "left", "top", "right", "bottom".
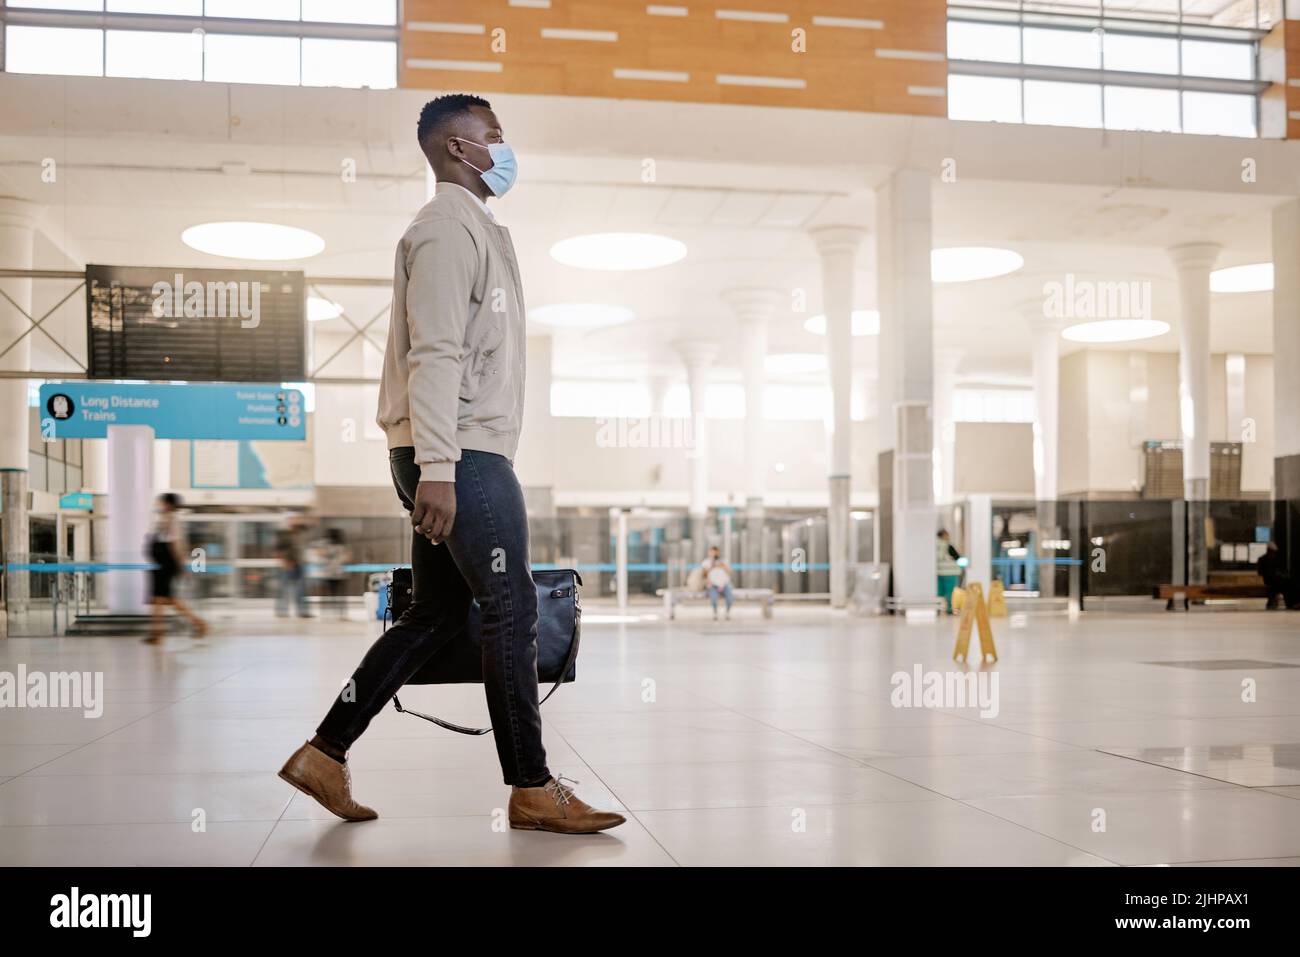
[{"left": 391, "top": 617, "right": 581, "bottom": 737}]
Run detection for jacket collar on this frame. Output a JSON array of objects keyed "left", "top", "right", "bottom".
[{"left": 434, "top": 180, "right": 496, "bottom": 224}]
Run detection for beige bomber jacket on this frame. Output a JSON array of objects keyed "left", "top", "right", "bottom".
[{"left": 376, "top": 182, "right": 527, "bottom": 482}]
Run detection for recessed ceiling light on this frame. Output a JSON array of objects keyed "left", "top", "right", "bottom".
[
  {"left": 1210, "top": 262, "right": 1272, "bottom": 293},
  {"left": 307, "top": 296, "right": 343, "bottom": 322},
  {"left": 765, "top": 352, "right": 827, "bottom": 375},
  {"left": 1061, "top": 319, "right": 1171, "bottom": 343},
  {"left": 550, "top": 232, "right": 687, "bottom": 271},
  {"left": 182, "top": 221, "right": 325, "bottom": 260},
  {"left": 931, "top": 247, "right": 1023, "bottom": 283},
  {"left": 528, "top": 303, "right": 636, "bottom": 329},
  {"left": 804, "top": 310, "right": 880, "bottom": 336}
]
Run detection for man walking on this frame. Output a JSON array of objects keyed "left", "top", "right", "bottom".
[{"left": 279, "top": 94, "right": 623, "bottom": 834}]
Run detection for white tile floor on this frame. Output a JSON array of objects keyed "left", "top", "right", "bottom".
[{"left": 1, "top": 605, "right": 1298, "bottom": 866}]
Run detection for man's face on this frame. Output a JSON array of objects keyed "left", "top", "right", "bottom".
[
  {"left": 709, "top": 549, "right": 719, "bottom": 558},
  {"left": 449, "top": 106, "right": 504, "bottom": 167}
]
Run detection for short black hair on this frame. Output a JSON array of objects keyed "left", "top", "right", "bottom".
[
  {"left": 417, "top": 93, "right": 492, "bottom": 147},
  {"left": 159, "top": 492, "right": 182, "bottom": 509}
]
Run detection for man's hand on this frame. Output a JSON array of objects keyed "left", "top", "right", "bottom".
[{"left": 412, "top": 481, "right": 456, "bottom": 544}]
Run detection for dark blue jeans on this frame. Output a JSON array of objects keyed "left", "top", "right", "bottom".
[{"left": 316, "top": 447, "right": 549, "bottom": 787}]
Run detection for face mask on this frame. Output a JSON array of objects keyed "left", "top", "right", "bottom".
[{"left": 454, "top": 137, "right": 518, "bottom": 197}]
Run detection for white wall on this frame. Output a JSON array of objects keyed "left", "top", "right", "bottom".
[{"left": 1058, "top": 348, "right": 1274, "bottom": 496}]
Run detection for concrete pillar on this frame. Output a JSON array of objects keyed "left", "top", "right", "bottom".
[
  {"left": 725, "top": 287, "right": 782, "bottom": 590},
  {"left": 515, "top": 334, "right": 557, "bottom": 523},
  {"left": 1027, "top": 311, "right": 1064, "bottom": 596},
  {"left": 1273, "top": 201, "right": 1300, "bottom": 500},
  {"left": 674, "top": 339, "right": 717, "bottom": 547},
  {"left": 106, "top": 425, "right": 155, "bottom": 615},
  {"left": 645, "top": 373, "right": 674, "bottom": 418},
  {"left": 875, "top": 170, "right": 937, "bottom": 614},
  {"left": 83, "top": 439, "right": 109, "bottom": 494},
  {"left": 1271, "top": 200, "right": 1300, "bottom": 579},
  {"left": 809, "top": 226, "right": 865, "bottom": 608},
  {"left": 0, "top": 197, "right": 38, "bottom": 612},
  {"left": 933, "top": 348, "right": 963, "bottom": 506},
  {"left": 1027, "top": 315, "right": 1063, "bottom": 504},
  {"left": 1169, "top": 242, "right": 1221, "bottom": 586}
]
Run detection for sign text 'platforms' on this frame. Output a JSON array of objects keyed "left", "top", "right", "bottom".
[{"left": 39, "top": 383, "right": 306, "bottom": 441}]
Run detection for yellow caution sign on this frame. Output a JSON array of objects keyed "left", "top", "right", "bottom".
[
  {"left": 951, "top": 585, "right": 966, "bottom": 612},
  {"left": 953, "top": 581, "right": 999, "bottom": 665},
  {"left": 987, "top": 579, "right": 1008, "bottom": 618}
]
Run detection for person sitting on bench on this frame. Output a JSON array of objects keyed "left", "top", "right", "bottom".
[{"left": 701, "top": 546, "right": 734, "bottom": 621}]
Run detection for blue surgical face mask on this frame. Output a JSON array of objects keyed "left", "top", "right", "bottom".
[{"left": 455, "top": 137, "right": 518, "bottom": 197}]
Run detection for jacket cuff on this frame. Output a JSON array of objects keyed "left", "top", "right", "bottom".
[{"left": 419, "top": 461, "right": 456, "bottom": 483}]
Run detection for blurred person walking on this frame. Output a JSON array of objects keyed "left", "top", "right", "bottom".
[
  {"left": 275, "top": 519, "right": 311, "bottom": 619},
  {"left": 143, "top": 492, "right": 207, "bottom": 644},
  {"left": 318, "top": 527, "right": 351, "bottom": 620}
]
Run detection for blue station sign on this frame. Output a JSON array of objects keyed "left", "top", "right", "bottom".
[{"left": 39, "top": 382, "right": 306, "bottom": 441}]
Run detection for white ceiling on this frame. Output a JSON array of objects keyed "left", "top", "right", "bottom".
[{"left": 0, "top": 72, "right": 1292, "bottom": 392}]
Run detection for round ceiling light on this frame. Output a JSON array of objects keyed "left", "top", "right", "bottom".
[
  {"left": 549, "top": 232, "right": 687, "bottom": 271},
  {"left": 528, "top": 303, "right": 636, "bottom": 329},
  {"left": 1210, "top": 262, "right": 1272, "bottom": 293},
  {"left": 1061, "top": 319, "right": 1171, "bottom": 343},
  {"left": 182, "top": 221, "right": 326, "bottom": 260},
  {"left": 931, "top": 247, "right": 1024, "bottom": 283},
  {"left": 307, "top": 296, "right": 343, "bottom": 322},
  {"left": 765, "top": 352, "right": 827, "bottom": 375},
  {"left": 804, "top": 310, "right": 880, "bottom": 336}
]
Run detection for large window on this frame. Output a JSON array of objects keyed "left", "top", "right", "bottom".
[
  {"left": 946, "top": 3, "right": 1267, "bottom": 138},
  {"left": 1, "top": 1, "right": 398, "bottom": 88}
]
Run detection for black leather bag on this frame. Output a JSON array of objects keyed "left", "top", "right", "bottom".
[{"left": 387, "top": 566, "right": 581, "bottom": 736}]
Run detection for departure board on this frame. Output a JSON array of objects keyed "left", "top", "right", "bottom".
[{"left": 86, "top": 265, "right": 306, "bottom": 382}]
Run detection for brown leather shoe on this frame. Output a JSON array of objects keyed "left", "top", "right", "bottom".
[
  {"left": 508, "top": 775, "right": 626, "bottom": 834},
  {"left": 278, "top": 741, "right": 378, "bottom": 822}
]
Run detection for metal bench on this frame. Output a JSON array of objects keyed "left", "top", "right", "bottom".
[{"left": 662, "top": 587, "right": 775, "bottom": 619}]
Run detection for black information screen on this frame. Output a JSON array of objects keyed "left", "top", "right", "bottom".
[{"left": 86, "top": 264, "right": 306, "bottom": 382}]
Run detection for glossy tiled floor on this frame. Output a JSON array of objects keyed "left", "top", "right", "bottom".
[{"left": 1, "top": 605, "right": 1298, "bottom": 866}]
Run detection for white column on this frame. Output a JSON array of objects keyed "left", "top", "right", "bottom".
[
  {"left": 933, "top": 348, "right": 963, "bottom": 505},
  {"left": 725, "top": 288, "right": 781, "bottom": 591},
  {"left": 1169, "top": 242, "right": 1220, "bottom": 587},
  {"left": 1028, "top": 313, "right": 1064, "bottom": 504},
  {"left": 83, "top": 439, "right": 109, "bottom": 494},
  {"left": 809, "top": 226, "right": 865, "bottom": 608},
  {"left": 515, "top": 333, "right": 556, "bottom": 496},
  {"left": 645, "top": 373, "right": 674, "bottom": 418},
  {"left": 0, "top": 197, "right": 38, "bottom": 608},
  {"left": 1027, "top": 310, "right": 1064, "bottom": 597},
  {"left": 106, "top": 425, "right": 156, "bottom": 615},
  {"left": 723, "top": 287, "right": 781, "bottom": 514},
  {"left": 152, "top": 439, "right": 172, "bottom": 492},
  {"left": 674, "top": 339, "right": 717, "bottom": 541},
  {"left": 1272, "top": 200, "right": 1300, "bottom": 500},
  {"left": 875, "top": 170, "right": 937, "bottom": 614}
]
